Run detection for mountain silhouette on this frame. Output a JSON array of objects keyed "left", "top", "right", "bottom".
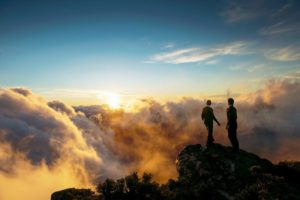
[{"left": 51, "top": 144, "right": 300, "bottom": 200}]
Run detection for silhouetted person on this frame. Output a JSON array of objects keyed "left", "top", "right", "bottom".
[
  {"left": 202, "top": 100, "right": 220, "bottom": 146},
  {"left": 226, "top": 98, "right": 239, "bottom": 152}
]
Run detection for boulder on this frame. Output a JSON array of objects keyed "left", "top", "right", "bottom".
[
  {"left": 51, "top": 188, "right": 97, "bottom": 200},
  {"left": 174, "top": 143, "right": 300, "bottom": 199}
]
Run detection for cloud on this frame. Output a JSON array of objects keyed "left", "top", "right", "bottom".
[
  {"left": 149, "top": 41, "right": 252, "bottom": 64},
  {"left": 74, "top": 77, "right": 300, "bottom": 172},
  {"left": 0, "top": 88, "right": 120, "bottom": 200},
  {"left": 259, "top": 1, "right": 300, "bottom": 35},
  {"left": 264, "top": 46, "right": 300, "bottom": 61},
  {"left": 163, "top": 42, "right": 175, "bottom": 49},
  {"left": 260, "top": 21, "right": 300, "bottom": 35},
  {"left": 205, "top": 59, "right": 219, "bottom": 65},
  {"left": 0, "top": 88, "right": 100, "bottom": 167},
  {"left": 0, "top": 150, "right": 91, "bottom": 200},
  {"left": 221, "top": 0, "right": 268, "bottom": 23},
  {"left": 284, "top": 71, "right": 300, "bottom": 80},
  {"left": 11, "top": 88, "right": 33, "bottom": 96},
  {"left": 1, "top": 77, "right": 300, "bottom": 199},
  {"left": 151, "top": 48, "right": 197, "bottom": 63},
  {"left": 221, "top": 0, "right": 300, "bottom": 40},
  {"left": 229, "top": 63, "right": 269, "bottom": 72},
  {"left": 236, "top": 78, "right": 300, "bottom": 160},
  {"left": 271, "top": 2, "right": 292, "bottom": 18},
  {"left": 48, "top": 100, "right": 76, "bottom": 116}
]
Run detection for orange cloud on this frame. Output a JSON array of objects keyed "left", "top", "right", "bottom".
[{"left": 0, "top": 78, "right": 300, "bottom": 200}]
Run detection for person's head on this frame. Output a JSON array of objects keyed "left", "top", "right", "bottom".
[
  {"left": 228, "top": 98, "right": 234, "bottom": 105},
  {"left": 206, "top": 100, "right": 212, "bottom": 106}
]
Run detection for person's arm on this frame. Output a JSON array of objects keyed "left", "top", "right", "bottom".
[{"left": 213, "top": 112, "right": 221, "bottom": 126}]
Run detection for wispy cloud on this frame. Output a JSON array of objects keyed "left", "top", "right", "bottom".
[
  {"left": 230, "top": 63, "right": 269, "bottom": 72},
  {"left": 151, "top": 48, "right": 197, "bottom": 64},
  {"left": 149, "top": 41, "right": 252, "bottom": 64},
  {"left": 221, "top": 0, "right": 299, "bottom": 35},
  {"left": 221, "top": 0, "right": 267, "bottom": 23},
  {"left": 205, "top": 59, "right": 219, "bottom": 65},
  {"left": 260, "top": 21, "right": 300, "bottom": 35},
  {"left": 260, "top": 2, "right": 300, "bottom": 35},
  {"left": 264, "top": 46, "right": 300, "bottom": 61},
  {"left": 163, "top": 42, "right": 175, "bottom": 49},
  {"left": 284, "top": 71, "right": 300, "bottom": 80},
  {"left": 271, "top": 2, "right": 291, "bottom": 18}
]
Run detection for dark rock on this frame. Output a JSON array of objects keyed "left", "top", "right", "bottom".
[
  {"left": 176, "top": 143, "right": 273, "bottom": 185},
  {"left": 174, "top": 143, "right": 300, "bottom": 199},
  {"left": 51, "top": 188, "right": 97, "bottom": 200},
  {"left": 51, "top": 143, "right": 300, "bottom": 200}
]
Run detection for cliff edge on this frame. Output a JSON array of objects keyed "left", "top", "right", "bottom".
[{"left": 51, "top": 144, "right": 300, "bottom": 200}]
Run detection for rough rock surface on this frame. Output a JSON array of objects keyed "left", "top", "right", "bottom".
[
  {"left": 173, "top": 143, "right": 300, "bottom": 199},
  {"left": 176, "top": 143, "right": 273, "bottom": 184},
  {"left": 51, "top": 144, "right": 300, "bottom": 200}
]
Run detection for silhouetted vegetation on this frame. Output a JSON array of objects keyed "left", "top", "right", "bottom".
[{"left": 96, "top": 172, "right": 162, "bottom": 200}]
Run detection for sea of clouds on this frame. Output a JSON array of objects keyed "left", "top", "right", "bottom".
[{"left": 0, "top": 78, "right": 299, "bottom": 200}]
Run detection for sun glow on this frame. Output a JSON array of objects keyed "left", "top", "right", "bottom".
[
  {"left": 97, "top": 91, "right": 143, "bottom": 111},
  {"left": 105, "top": 92, "right": 121, "bottom": 109}
]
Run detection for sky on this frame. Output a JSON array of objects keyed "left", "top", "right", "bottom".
[
  {"left": 0, "top": 0, "right": 300, "bottom": 104},
  {"left": 1, "top": 1, "right": 300, "bottom": 199}
]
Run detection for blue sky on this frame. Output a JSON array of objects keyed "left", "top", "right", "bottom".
[{"left": 0, "top": 0, "right": 299, "bottom": 103}]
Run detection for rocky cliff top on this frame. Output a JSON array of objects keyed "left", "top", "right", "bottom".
[{"left": 52, "top": 144, "right": 300, "bottom": 200}]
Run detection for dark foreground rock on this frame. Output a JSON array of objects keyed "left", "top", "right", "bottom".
[
  {"left": 51, "top": 144, "right": 300, "bottom": 200},
  {"left": 174, "top": 144, "right": 300, "bottom": 199},
  {"left": 51, "top": 188, "right": 97, "bottom": 200}
]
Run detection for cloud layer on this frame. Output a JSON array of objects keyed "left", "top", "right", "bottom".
[
  {"left": 264, "top": 46, "right": 300, "bottom": 61},
  {"left": 0, "top": 88, "right": 120, "bottom": 200},
  {"left": 0, "top": 77, "right": 300, "bottom": 200},
  {"left": 150, "top": 41, "right": 252, "bottom": 64}
]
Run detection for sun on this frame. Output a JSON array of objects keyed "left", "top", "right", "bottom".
[{"left": 106, "top": 92, "right": 121, "bottom": 109}]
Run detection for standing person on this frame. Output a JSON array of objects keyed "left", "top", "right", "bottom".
[
  {"left": 226, "top": 98, "right": 239, "bottom": 152},
  {"left": 202, "top": 100, "right": 221, "bottom": 146}
]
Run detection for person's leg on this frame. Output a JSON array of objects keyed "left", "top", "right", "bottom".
[
  {"left": 232, "top": 125, "right": 239, "bottom": 151},
  {"left": 228, "top": 128, "right": 233, "bottom": 147},
  {"left": 228, "top": 124, "right": 239, "bottom": 151},
  {"left": 206, "top": 123, "right": 214, "bottom": 146}
]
